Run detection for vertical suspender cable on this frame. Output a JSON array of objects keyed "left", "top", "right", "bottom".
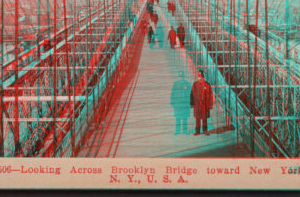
[
  {"left": 53, "top": 0, "right": 58, "bottom": 157},
  {"left": 62, "top": 0, "right": 72, "bottom": 157},
  {"left": 0, "top": 0, "right": 4, "bottom": 157},
  {"left": 264, "top": 0, "right": 272, "bottom": 155},
  {"left": 285, "top": 0, "right": 293, "bottom": 157},
  {"left": 71, "top": 0, "right": 76, "bottom": 156},
  {"left": 85, "top": 0, "right": 90, "bottom": 129},
  {"left": 246, "top": 0, "right": 253, "bottom": 157},
  {"left": 14, "top": 0, "right": 20, "bottom": 157},
  {"left": 36, "top": 0, "right": 42, "bottom": 156},
  {"left": 252, "top": 0, "right": 260, "bottom": 157}
]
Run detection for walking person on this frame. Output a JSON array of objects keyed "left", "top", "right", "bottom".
[
  {"left": 148, "top": 26, "right": 155, "bottom": 49},
  {"left": 156, "top": 26, "right": 165, "bottom": 49},
  {"left": 177, "top": 23, "right": 186, "bottom": 48},
  {"left": 153, "top": 11, "right": 159, "bottom": 28},
  {"left": 171, "top": 70, "right": 191, "bottom": 135},
  {"left": 170, "top": 2, "right": 176, "bottom": 16},
  {"left": 149, "top": 0, "right": 154, "bottom": 15},
  {"left": 148, "top": 26, "right": 154, "bottom": 43},
  {"left": 167, "top": 1, "right": 171, "bottom": 13},
  {"left": 167, "top": 26, "right": 177, "bottom": 49},
  {"left": 190, "top": 70, "right": 214, "bottom": 136}
]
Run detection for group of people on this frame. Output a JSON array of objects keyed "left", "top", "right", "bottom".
[
  {"left": 146, "top": 0, "right": 160, "bottom": 15},
  {"left": 146, "top": 0, "right": 159, "bottom": 27},
  {"left": 167, "top": 23, "right": 185, "bottom": 49},
  {"left": 146, "top": 1, "right": 185, "bottom": 50},
  {"left": 171, "top": 70, "right": 214, "bottom": 136},
  {"left": 167, "top": 1, "right": 176, "bottom": 16}
]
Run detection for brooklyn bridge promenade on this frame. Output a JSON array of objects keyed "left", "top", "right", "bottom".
[{"left": 77, "top": 0, "right": 241, "bottom": 158}]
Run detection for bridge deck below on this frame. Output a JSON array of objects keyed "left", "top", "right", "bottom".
[{"left": 78, "top": 1, "right": 244, "bottom": 158}]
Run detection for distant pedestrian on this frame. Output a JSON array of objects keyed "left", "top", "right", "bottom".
[
  {"left": 149, "top": 0, "right": 154, "bottom": 15},
  {"left": 156, "top": 26, "right": 165, "bottom": 48},
  {"left": 177, "top": 23, "right": 185, "bottom": 48},
  {"left": 148, "top": 26, "right": 154, "bottom": 43},
  {"left": 153, "top": 11, "right": 159, "bottom": 27},
  {"left": 167, "top": 1, "right": 171, "bottom": 12},
  {"left": 167, "top": 26, "right": 177, "bottom": 49},
  {"left": 170, "top": 2, "right": 176, "bottom": 16},
  {"left": 141, "top": 19, "right": 149, "bottom": 35},
  {"left": 190, "top": 70, "right": 214, "bottom": 136}
]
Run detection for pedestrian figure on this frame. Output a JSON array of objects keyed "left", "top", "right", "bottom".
[
  {"left": 190, "top": 70, "right": 214, "bottom": 136},
  {"left": 153, "top": 11, "right": 159, "bottom": 27},
  {"left": 170, "top": 2, "right": 176, "bottom": 16},
  {"left": 167, "top": 26, "right": 177, "bottom": 49},
  {"left": 141, "top": 19, "right": 149, "bottom": 35},
  {"left": 146, "top": 1, "right": 150, "bottom": 12},
  {"left": 146, "top": 0, "right": 153, "bottom": 14},
  {"left": 148, "top": 26, "right": 155, "bottom": 49},
  {"left": 156, "top": 26, "right": 165, "bottom": 48},
  {"left": 177, "top": 23, "right": 185, "bottom": 48},
  {"left": 148, "top": 26, "right": 154, "bottom": 43},
  {"left": 167, "top": 1, "right": 171, "bottom": 12},
  {"left": 156, "top": 0, "right": 159, "bottom": 5},
  {"left": 171, "top": 70, "right": 191, "bottom": 135},
  {"left": 149, "top": 0, "right": 154, "bottom": 15}
]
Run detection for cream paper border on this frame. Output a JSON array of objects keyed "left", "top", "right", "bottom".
[{"left": 0, "top": 158, "right": 299, "bottom": 189}]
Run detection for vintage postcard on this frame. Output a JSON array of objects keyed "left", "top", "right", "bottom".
[{"left": 0, "top": 0, "right": 299, "bottom": 189}]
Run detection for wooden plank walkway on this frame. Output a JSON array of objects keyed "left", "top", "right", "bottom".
[{"left": 78, "top": 0, "right": 240, "bottom": 158}]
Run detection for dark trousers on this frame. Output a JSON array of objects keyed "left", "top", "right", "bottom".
[
  {"left": 195, "top": 117, "right": 207, "bottom": 133},
  {"left": 176, "top": 118, "right": 188, "bottom": 133},
  {"left": 172, "top": 10, "right": 175, "bottom": 16},
  {"left": 170, "top": 40, "right": 175, "bottom": 49},
  {"left": 179, "top": 37, "right": 185, "bottom": 47},
  {"left": 148, "top": 34, "right": 153, "bottom": 43}
]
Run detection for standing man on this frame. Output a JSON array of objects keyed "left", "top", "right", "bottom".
[
  {"left": 171, "top": 70, "right": 191, "bottom": 135},
  {"left": 177, "top": 23, "right": 185, "bottom": 48},
  {"left": 167, "top": 26, "right": 177, "bottom": 49},
  {"left": 190, "top": 70, "right": 214, "bottom": 136}
]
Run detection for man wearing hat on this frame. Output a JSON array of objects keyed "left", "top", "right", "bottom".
[
  {"left": 190, "top": 70, "right": 214, "bottom": 135},
  {"left": 177, "top": 23, "right": 185, "bottom": 48},
  {"left": 171, "top": 70, "right": 192, "bottom": 135}
]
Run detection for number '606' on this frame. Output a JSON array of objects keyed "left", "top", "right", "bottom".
[{"left": 0, "top": 166, "right": 11, "bottom": 173}]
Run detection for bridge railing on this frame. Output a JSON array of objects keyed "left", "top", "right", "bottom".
[{"left": 175, "top": 0, "right": 291, "bottom": 157}]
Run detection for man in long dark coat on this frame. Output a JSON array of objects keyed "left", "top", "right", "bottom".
[
  {"left": 190, "top": 70, "right": 214, "bottom": 135},
  {"left": 167, "top": 26, "right": 177, "bottom": 49},
  {"left": 171, "top": 70, "right": 191, "bottom": 135},
  {"left": 177, "top": 23, "right": 185, "bottom": 48}
]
